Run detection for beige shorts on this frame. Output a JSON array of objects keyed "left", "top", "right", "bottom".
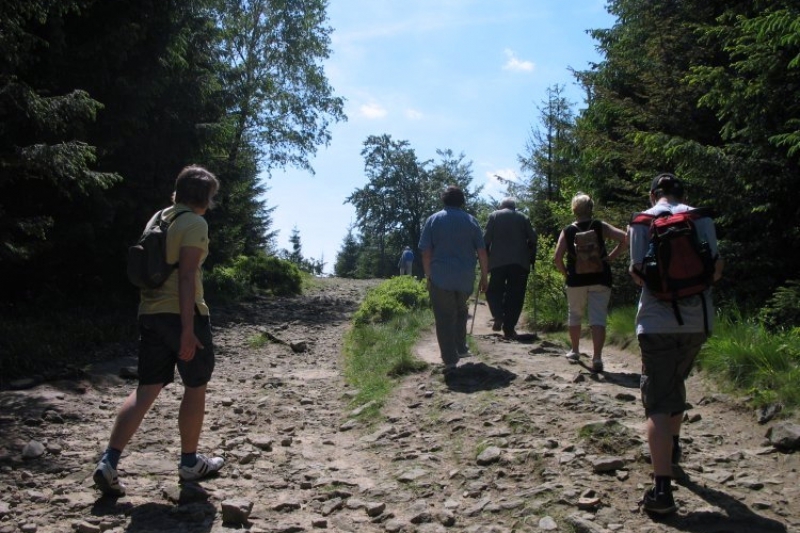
[{"left": 566, "top": 285, "right": 611, "bottom": 326}]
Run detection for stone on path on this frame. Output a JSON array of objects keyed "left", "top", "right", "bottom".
[
  {"left": 221, "top": 498, "right": 254, "bottom": 526},
  {"left": 767, "top": 422, "right": 800, "bottom": 451}
]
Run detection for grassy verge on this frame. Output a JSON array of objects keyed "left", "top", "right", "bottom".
[
  {"left": 700, "top": 312, "right": 800, "bottom": 410},
  {"left": 342, "top": 277, "right": 432, "bottom": 419},
  {"left": 600, "top": 305, "right": 800, "bottom": 413}
]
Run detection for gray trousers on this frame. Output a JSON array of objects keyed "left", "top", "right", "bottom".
[{"left": 429, "top": 284, "right": 470, "bottom": 366}]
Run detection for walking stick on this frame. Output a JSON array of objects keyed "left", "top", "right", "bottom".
[{"left": 469, "top": 286, "right": 480, "bottom": 335}]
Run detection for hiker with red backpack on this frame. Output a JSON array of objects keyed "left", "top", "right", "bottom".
[
  {"left": 629, "top": 173, "right": 724, "bottom": 515},
  {"left": 554, "top": 193, "right": 627, "bottom": 372}
]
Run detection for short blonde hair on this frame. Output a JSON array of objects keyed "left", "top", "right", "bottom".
[{"left": 571, "top": 193, "right": 593, "bottom": 219}]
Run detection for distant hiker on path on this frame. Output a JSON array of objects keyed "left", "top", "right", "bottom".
[
  {"left": 398, "top": 245, "right": 414, "bottom": 276},
  {"left": 629, "top": 173, "right": 723, "bottom": 515},
  {"left": 483, "top": 197, "right": 538, "bottom": 340},
  {"left": 93, "top": 165, "right": 224, "bottom": 497},
  {"left": 419, "top": 185, "right": 488, "bottom": 373},
  {"left": 554, "top": 192, "right": 627, "bottom": 372}
]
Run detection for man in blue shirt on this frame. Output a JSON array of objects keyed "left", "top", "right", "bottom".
[
  {"left": 419, "top": 186, "right": 488, "bottom": 373},
  {"left": 398, "top": 246, "right": 414, "bottom": 275}
]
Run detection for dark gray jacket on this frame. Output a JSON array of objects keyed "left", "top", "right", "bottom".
[{"left": 483, "top": 208, "right": 537, "bottom": 270}]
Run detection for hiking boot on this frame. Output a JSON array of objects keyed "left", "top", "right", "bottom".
[
  {"left": 592, "top": 358, "right": 604, "bottom": 373},
  {"left": 672, "top": 440, "right": 682, "bottom": 465},
  {"left": 503, "top": 329, "right": 517, "bottom": 340},
  {"left": 565, "top": 351, "right": 580, "bottom": 363},
  {"left": 93, "top": 460, "right": 126, "bottom": 497},
  {"left": 178, "top": 454, "right": 225, "bottom": 481},
  {"left": 641, "top": 486, "right": 677, "bottom": 515},
  {"left": 458, "top": 350, "right": 473, "bottom": 359},
  {"left": 491, "top": 319, "right": 502, "bottom": 332}
]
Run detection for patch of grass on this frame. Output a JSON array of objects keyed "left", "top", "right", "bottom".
[
  {"left": 343, "top": 303, "right": 432, "bottom": 419},
  {"left": 699, "top": 310, "right": 800, "bottom": 412},
  {"left": 577, "top": 419, "right": 635, "bottom": 455},
  {"left": 248, "top": 333, "right": 275, "bottom": 348},
  {"left": 606, "top": 305, "right": 637, "bottom": 348}
]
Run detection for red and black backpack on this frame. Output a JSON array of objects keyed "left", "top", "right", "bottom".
[{"left": 630, "top": 208, "right": 717, "bottom": 328}]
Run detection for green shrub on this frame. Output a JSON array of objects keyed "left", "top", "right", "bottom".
[
  {"left": 205, "top": 252, "right": 303, "bottom": 302},
  {"left": 353, "top": 276, "right": 429, "bottom": 325},
  {"left": 526, "top": 235, "right": 567, "bottom": 331},
  {"left": 759, "top": 280, "right": 800, "bottom": 331}
]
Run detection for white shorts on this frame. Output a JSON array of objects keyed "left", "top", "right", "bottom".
[{"left": 566, "top": 285, "right": 611, "bottom": 326}]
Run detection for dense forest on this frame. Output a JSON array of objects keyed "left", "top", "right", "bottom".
[
  {"left": 2, "top": 1, "right": 799, "bottom": 381},
  {"left": 335, "top": 0, "right": 800, "bottom": 328},
  {"left": 1, "top": 0, "right": 344, "bottom": 303}
]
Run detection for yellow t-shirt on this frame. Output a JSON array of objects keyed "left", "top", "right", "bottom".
[{"left": 138, "top": 204, "right": 210, "bottom": 316}]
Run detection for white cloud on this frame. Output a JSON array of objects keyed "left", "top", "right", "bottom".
[
  {"left": 405, "top": 108, "right": 424, "bottom": 120},
  {"left": 502, "top": 48, "right": 535, "bottom": 72},
  {"left": 359, "top": 102, "right": 388, "bottom": 119}
]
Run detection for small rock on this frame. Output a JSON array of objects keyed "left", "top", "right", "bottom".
[
  {"left": 22, "top": 440, "right": 45, "bottom": 459},
  {"left": 476, "top": 446, "right": 502, "bottom": 465},
  {"left": 538, "top": 516, "right": 558, "bottom": 531},
  {"left": 766, "top": 422, "right": 800, "bottom": 451},
  {"left": 290, "top": 340, "right": 308, "bottom": 353},
  {"left": 591, "top": 456, "right": 625, "bottom": 473},
  {"left": 366, "top": 502, "right": 386, "bottom": 517},
  {"left": 756, "top": 403, "right": 782, "bottom": 424},
  {"left": 321, "top": 497, "right": 343, "bottom": 516},
  {"left": 221, "top": 498, "right": 254, "bottom": 525},
  {"left": 249, "top": 435, "right": 274, "bottom": 451}
]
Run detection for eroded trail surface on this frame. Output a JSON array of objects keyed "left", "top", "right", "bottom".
[{"left": 0, "top": 277, "right": 798, "bottom": 533}]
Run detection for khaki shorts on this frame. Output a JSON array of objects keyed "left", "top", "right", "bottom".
[
  {"left": 566, "top": 285, "right": 611, "bottom": 326},
  {"left": 638, "top": 333, "right": 707, "bottom": 416}
]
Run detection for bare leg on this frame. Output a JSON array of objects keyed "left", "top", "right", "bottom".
[
  {"left": 569, "top": 325, "right": 581, "bottom": 353},
  {"left": 179, "top": 384, "right": 207, "bottom": 453},
  {"left": 591, "top": 325, "right": 606, "bottom": 360},
  {"left": 108, "top": 383, "right": 163, "bottom": 451},
  {"left": 647, "top": 413, "right": 673, "bottom": 477}
]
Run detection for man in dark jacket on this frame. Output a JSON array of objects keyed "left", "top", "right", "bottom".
[{"left": 483, "top": 197, "right": 538, "bottom": 339}]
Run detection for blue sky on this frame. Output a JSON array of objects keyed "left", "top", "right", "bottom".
[{"left": 268, "top": 0, "right": 615, "bottom": 273}]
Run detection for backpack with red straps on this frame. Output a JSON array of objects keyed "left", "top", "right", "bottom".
[{"left": 630, "top": 208, "right": 717, "bottom": 327}]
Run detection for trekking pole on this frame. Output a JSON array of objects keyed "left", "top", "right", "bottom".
[{"left": 469, "top": 286, "right": 480, "bottom": 335}]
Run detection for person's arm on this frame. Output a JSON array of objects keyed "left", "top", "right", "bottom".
[
  {"left": 553, "top": 230, "right": 568, "bottom": 277},
  {"left": 603, "top": 222, "right": 628, "bottom": 261},
  {"left": 628, "top": 224, "right": 645, "bottom": 286},
  {"left": 422, "top": 249, "right": 432, "bottom": 289},
  {"left": 483, "top": 214, "right": 494, "bottom": 254},
  {"left": 477, "top": 248, "right": 489, "bottom": 292},
  {"left": 178, "top": 246, "right": 204, "bottom": 362}
]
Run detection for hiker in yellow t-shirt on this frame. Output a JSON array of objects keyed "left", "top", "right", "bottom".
[{"left": 93, "top": 165, "right": 224, "bottom": 497}]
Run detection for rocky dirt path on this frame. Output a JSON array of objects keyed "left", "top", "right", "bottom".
[{"left": 0, "top": 277, "right": 798, "bottom": 533}]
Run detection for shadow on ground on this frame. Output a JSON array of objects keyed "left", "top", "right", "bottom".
[
  {"left": 641, "top": 473, "right": 790, "bottom": 533},
  {"left": 444, "top": 362, "right": 517, "bottom": 393}
]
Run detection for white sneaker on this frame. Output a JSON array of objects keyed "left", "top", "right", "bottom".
[
  {"left": 178, "top": 454, "right": 224, "bottom": 481},
  {"left": 93, "top": 461, "right": 126, "bottom": 497},
  {"left": 565, "top": 351, "right": 580, "bottom": 363}
]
